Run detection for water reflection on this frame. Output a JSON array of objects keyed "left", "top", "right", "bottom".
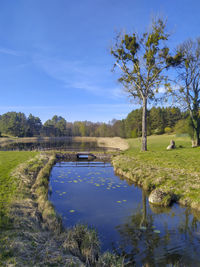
[
  {"left": 49, "top": 161, "right": 200, "bottom": 266},
  {"left": 115, "top": 190, "right": 200, "bottom": 266},
  {"left": 0, "top": 138, "right": 98, "bottom": 151}
]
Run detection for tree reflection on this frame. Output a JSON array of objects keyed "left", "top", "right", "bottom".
[
  {"left": 113, "top": 190, "right": 159, "bottom": 266},
  {"left": 113, "top": 190, "right": 196, "bottom": 266},
  {"left": 177, "top": 208, "right": 198, "bottom": 236}
]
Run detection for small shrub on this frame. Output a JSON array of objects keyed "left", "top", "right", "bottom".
[
  {"left": 164, "top": 127, "right": 173, "bottom": 134},
  {"left": 152, "top": 128, "right": 164, "bottom": 135},
  {"left": 131, "top": 129, "right": 138, "bottom": 138},
  {"left": 175, "top": 118, "right": 194, "bottom": 140}
]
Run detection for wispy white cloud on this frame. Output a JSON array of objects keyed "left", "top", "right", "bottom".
[
  {"left": 0, "top": 103, "right": 133, "bottom": 111},
  {"left": 0, "top": 106, "right": 60, "bottom": 110},
  {"left": 157, "top": 86, "right": 166, "bottom": 94},
  {"left": 87, "top": 103, "right": 133, "bottom": 110},
  {"left": 157, "top": 84, "right": 179, "bottom": 94},
  {"left": 33, "top": 56, "right": 123, "bottom": 99},
  {"left": 0, "top": 103, "right": 134, "bottom": 122},
  {"left": 0, "top": 47, "right": 20, "bottom": 56}
]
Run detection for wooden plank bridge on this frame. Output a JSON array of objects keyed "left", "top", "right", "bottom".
[{"left": 76, "top": 152, "right": 96, "bottom": 159}]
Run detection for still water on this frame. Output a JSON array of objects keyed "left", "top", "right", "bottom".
[
  {"left": 0, "top": 138, "right": 98, "bottom": 151},
  {"left": 49, "top": 161, "right": 200, "bottom": 266}
]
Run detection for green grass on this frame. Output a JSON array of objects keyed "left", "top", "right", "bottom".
[
  {"left": 0, "top": 152, "right": 124, "bottom": 265},
  {"left": 125, "top": 134, "right": 200, "bottom": 171},
  {"left": 0, "top": 151, "right": 38, "bottom": 226},
  {"left": 113, "top": 134, "right": 200, "bottom": 210}
]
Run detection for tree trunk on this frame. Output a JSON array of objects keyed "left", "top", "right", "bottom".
[
  {"left": 141, "top": 97, "right": 147, "bottom": 151},
  {"left": 195, "top": 125, "right": 200, "bottom": 146},
  {"left": 191, "top": 116, "right": 200, "bottom": 147},
  {"left": 141, "top": 190, "right": 147, "bottom": 227}
]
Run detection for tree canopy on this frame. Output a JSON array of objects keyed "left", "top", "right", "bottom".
[
  {"left": 175, "top": 38, "right": 200, "bottom": 146},
  {"left": 0, "top": 107, "right": 184, "bottom": 139},
  {"left": 111, "top": 18, "right": 182, "bottom": 150}
]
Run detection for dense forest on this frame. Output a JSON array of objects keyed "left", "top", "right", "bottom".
[{"left": 0, "top": 107, "right": 191, "bottom": 138}]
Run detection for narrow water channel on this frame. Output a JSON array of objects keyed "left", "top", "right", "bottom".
[{"left": 49, "top": 161, "right": 200, "bottom": 266}]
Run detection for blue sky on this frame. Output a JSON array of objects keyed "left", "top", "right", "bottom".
[{"left": 0, "top": 0, "right": 200, "bottom": 123}]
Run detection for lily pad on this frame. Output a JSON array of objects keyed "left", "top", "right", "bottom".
[
  {"left": 69, "top": 210, "right": 75, "bottom": 213},
  {"left": 154, "top": 230, "right": 160, "bottom": 234},
  {"left": 116, "top": 201, "right": 122, "bottom": 203}
]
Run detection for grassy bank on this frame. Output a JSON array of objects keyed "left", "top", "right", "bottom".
[
  {"left": 0, "top": 152, "right": 125, "bottom": 266},
  {"left": 112, "top": 135, "right": 200, "bottom": 210},
  {"left": 0, "top": 151, "right": 38, "bottom": 226},
  {"left": 0, "top": 152, "right": 85, "bottom": 266}
]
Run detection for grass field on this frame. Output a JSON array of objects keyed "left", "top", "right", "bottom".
[
  {"left": 126, "top": 135, "right": 200, "bottom": 172},
  {"left": 113, "top": 134, "right": 200, "bottom": 210},
  {"left": 0, "top": 151, "right": 38, "bottom": 226}
]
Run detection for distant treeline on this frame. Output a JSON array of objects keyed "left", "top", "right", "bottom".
[{"left": 0, "top": 107, "right": 190, "bottom": 138}]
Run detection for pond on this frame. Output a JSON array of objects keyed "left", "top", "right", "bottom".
[
  {"left": 0, "top": 138, "right": 99, "bottom": 151},
  {"left": 49, "top": 161, "right": 200, "bottom": 266}
]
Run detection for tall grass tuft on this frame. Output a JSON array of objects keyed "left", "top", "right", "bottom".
[
  {"left": 64, "top": 224, "right": 100, "bottom": 266},
  {"left": 97, "top": 252, "right": 125, "bottom": 267}
]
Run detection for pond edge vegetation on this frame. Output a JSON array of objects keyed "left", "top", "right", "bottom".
[
  {"left": 112, "top": 147, "right": 200, "bottom": 215},
  {"left": 1, "top": 152, "right": 125, "bottom": 267},
  {"left": 2, "top": 135, "right": 200, "bottom": 265}
]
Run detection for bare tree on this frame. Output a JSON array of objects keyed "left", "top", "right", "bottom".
[
  {"left": 176, "top": 39, "right": 200, "bottom": 146},
  {"left": 111, "top": 19, "right": 182, "bottom": 151}
]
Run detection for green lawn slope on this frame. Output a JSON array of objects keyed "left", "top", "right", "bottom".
[
  {"left": 0, "top": 151, "right": 38, "bottom": 225},
  {"left": 113, "top": 134, "right": 200, "bottom": 210}
]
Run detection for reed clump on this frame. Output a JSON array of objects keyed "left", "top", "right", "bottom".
[{"left": 64, "top": 224, "right": 100, "bottom": 265}]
